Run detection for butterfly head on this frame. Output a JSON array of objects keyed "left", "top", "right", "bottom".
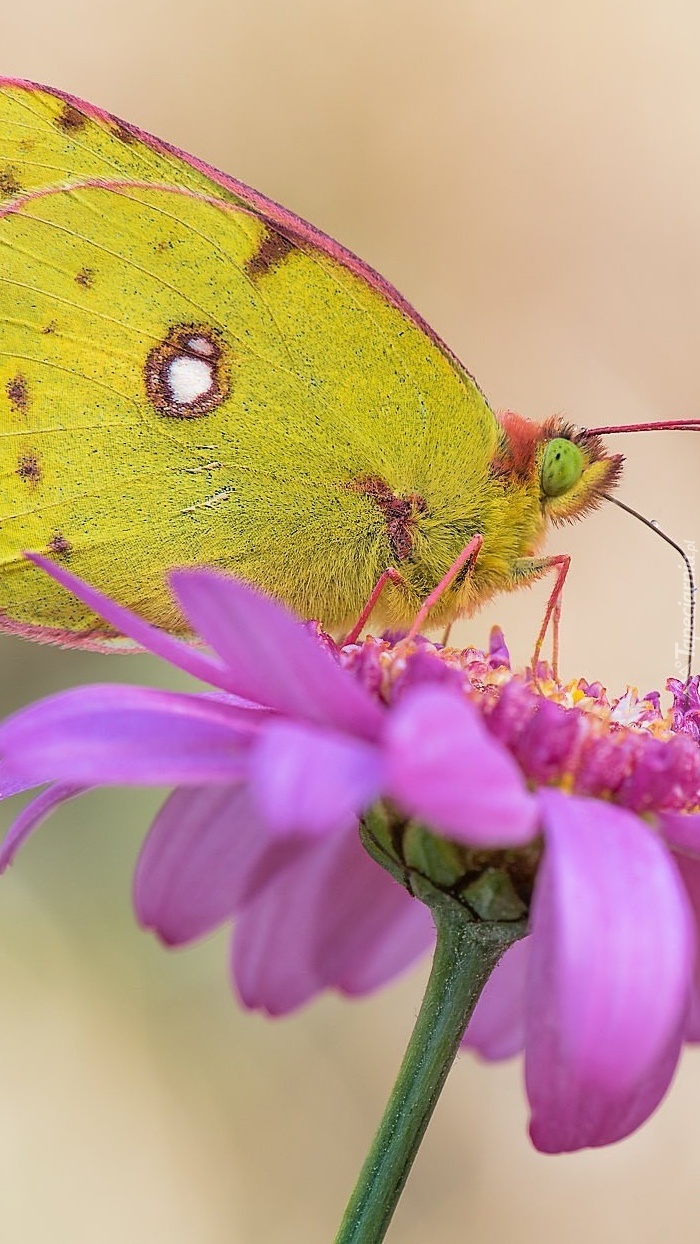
[
  {"left": 539, "top": 419, "right": 625, "bottom": 525},
  {"left": 497, "top": 411, "right": 624, "bottom": 527}
]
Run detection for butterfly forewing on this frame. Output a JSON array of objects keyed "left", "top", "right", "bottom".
[{"left": 0, "top": 82, "right": 498, "bottom": 640}]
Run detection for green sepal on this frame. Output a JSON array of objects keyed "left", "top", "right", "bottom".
[
  {"left": 360, "top": 799, "right": 538, "bottom": 923},
  {"left": 459, "top": 866, "right": 528, "bottom": 920}
]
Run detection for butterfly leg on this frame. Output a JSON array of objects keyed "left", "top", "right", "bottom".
[
  {"left": 342, "top": 568, "right": 405, "bottom": 644},
  {"left": 512, "top": 554, "right": 571, "bottom": 678},
  {"left": 343, "top": 535, "right": 484, "bottom": 644},
  {"left": 440, "top": 622, "right": 455, "bottom": 646},
  {"left": 407, "top": 534, "right": 484, "bottom": 639}
]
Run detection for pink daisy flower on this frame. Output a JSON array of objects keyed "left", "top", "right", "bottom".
[{"left": 0, "top": 554, "right": 699, "bottom": 1154}]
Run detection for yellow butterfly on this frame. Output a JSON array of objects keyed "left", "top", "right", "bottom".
[{"left": 0, "top": 80, "right": 622, "bottom": 649}]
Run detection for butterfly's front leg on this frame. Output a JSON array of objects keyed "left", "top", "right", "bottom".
[{"left": 511, "top": 554, "right": 571, "bottom": 678}]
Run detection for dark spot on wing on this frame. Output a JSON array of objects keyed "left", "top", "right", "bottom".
[
  {"left": 17, "top": 453, "right": 42, "bottom": 485},
  {"left": 348, "top": 475, "right": 428, "bottom": 562},
  {"left": 75, "top": 267, "right": 95, "bottom": 288},
  {"left": 48, "top": 532, "right": 72, "bottom": 559},
  {"left": 42, "top": 321, "right": 58, "bottom": 335},
  {"left": 110, "top": 118, "right": 136, "bottom": 145},
  {"left": 6, "top": 374, "right": 28, "bottom": 413},
  {"left": 55, "top": 103, "right": 88, "bottom": 134},
  {"left": 0, "top": 166, "right": 22, "bottom": 199},
  {"left": 245, "top": 228, "right": 297, "bottom": 279}
]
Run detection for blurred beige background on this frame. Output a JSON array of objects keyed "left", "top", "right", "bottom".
[{"left": 2, "top": 2, "right": 700, "bottom": 1240}]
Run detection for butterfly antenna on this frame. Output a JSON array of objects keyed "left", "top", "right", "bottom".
[
  {"left": 587, "top": 419, "right": 700, "bottom": 435},
  {"left": 601, "top": 492, "right": 696, "bottom": 679}
]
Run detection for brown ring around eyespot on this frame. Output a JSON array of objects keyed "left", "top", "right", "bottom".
[{"left": 144, "top": 324, "right": 230, "bottom": 419}]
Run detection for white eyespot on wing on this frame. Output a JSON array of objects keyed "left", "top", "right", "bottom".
[{"left": 167, "top": 355, "right": 216, "bottom": 405}]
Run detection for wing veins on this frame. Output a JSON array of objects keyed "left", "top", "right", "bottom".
[
  {"left": 2, "top": 201, "right": 304, "bottom": 382},
  {"left": 69, "top": 183, "right": 302, "bottom": 376}
]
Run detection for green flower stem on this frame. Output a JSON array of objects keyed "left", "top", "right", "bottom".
[{"left": 334, "top": 902, "right": 524, "bottom": 1244}]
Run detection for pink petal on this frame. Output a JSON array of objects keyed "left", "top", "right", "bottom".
[
  {"left": 384, "top": 685, "right": 538, "bottom": 845},
  {"left": 526, "top": 790, "right": 694, "bottom": 1152},
  {"left": 0, "top": 784, "right": 86, "bottom": 869},
  {"left": 462, "top": 936, "right": 530, "bottom": 1060},
  {"left": 658, "top": 810, "right": 700, "bottom": 858},
  {"left": 232, "top": 827, "right": 429, "bottom": 1014},
  {"left": 671, "top": 852, "right": 700, "bottom": 1041},
  {"left": 232, "top": 830, "right": 339, "bottom": 1015},
  {"left": 26, "top": 554, "right": 235, "bottom": 690},
  {"left": 0, "top": 762, "right": 43, "bottom": 800},
  {"left": 170, "top": 569, "right": 383, "bottom": 739},
  {"left": 249, "top": 720, "right": 380, "bottom": 836},
  {"left": 135, "top": 783, "right": 312, "bottom": 944},
  {"left": 0, "top": 686, "right": 253, "bottom": 785},
  {"left": 309, "top": 828, "right": 434, "bottom": 995}
]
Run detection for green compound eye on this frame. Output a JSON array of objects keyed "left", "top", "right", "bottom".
[{"left": 541, "top": 437, "right": 584, "bottom": 498}]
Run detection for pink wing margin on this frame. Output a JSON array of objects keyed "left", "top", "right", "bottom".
[{"left": 0, "top": 78, "right": 479, "bottom": 386}]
